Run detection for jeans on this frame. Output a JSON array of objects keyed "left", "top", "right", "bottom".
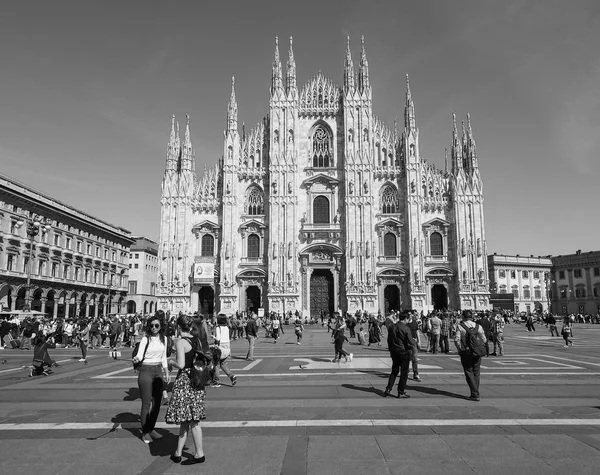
[
  {"left": 137, "top": 364, "right": 164, "bottom": 434},
  {"left": 459, "top": 351, "right": 482, "bottom": 398},
  {"left": 246, "top": 335, "right": 256, "bottom": 360},
  {"left": 410, "top": 345, "right": 419, "bottom": 376},
  {"left": 440, "top": 335, "right": 449, "bottom": 354},
  {"left": 387, "top": 351, "right": 410, "bottom": 394},
  {"left": 493, "top": 333, "right": 504, "bottom": 355},
  {"left": 79, "top": 339, "right": 88, "bottom": 359},
  {"left": 430, "top": 334, "right": 440, "bottom": 354},
  {"left": 549, "top": 324, "right": 559, "bottom": 337}
]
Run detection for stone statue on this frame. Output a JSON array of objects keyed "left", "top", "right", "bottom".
[
  {"left": 366, "top": 271, "right": 372, "bottom": 285},
  {"left": 272, "top": 181, "right": 277, "bottom": 194},
  {"left": 226, "top": 180, "right": 231, "bottom": 194},
  {"left": 287, "top": 181, "right": 292, "bottom": 194},
  {"left": 363, "top": 181, "right": 368, "bottom": 195},
  {"left": 349, "top": 180, "right": 354, "bottom": 195}
]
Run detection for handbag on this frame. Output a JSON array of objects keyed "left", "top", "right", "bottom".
[
  {"left": 185, "top": 337, "right": 213, "bottom": 390},
  {"left": 132, "top": 338, "right": 149, "bottom": 370}
]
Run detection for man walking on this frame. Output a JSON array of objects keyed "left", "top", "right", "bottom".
[
  {"left": 245, "top": 313, "right": 258, "bottom": 361},
  {"left": 384, "top": 310, "right": 415, "bottom": 399},
  {"left": 478, "top": 313, "right": 492, "bottom": 357},
  {"left": 454, "top": 310, "right": 486, "bottom": 401},
  {"left": 491, "top": 314, "right": 505, "bottom": 356},
  {"left": 546, "top": 314, "right": 559, "bottom": 337},
  {"left": 428, "top": 313, "right": 442, "bottom": 354},
  {"left": 406, "top": 312, "right": 422, "bottom": 381}
]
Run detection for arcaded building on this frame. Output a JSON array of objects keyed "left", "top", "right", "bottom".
[{"left": 157, "top": 37, "right": 490, "bottom": 317}]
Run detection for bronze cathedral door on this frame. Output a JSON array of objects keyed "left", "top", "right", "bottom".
[{"left": 310, "top": 269, "right": 334, "bottom": 318}]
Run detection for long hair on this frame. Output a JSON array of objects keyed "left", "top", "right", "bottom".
[
  {"left": 190, "top": 317, "right": 210, "bottom": 353},
  {"left": 145, "top": 314, "right": 165, "bottom": 344}
]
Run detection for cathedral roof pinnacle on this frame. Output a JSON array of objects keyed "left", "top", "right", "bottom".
[
  {"left": 344, "top": 35, "right": 355, "bottom": 91},
  {"left": 184, "top": 114, "right": 191, "bottom": 146},
  {"left": 358, "top": 35, "right": 370, "bottom": 91}
]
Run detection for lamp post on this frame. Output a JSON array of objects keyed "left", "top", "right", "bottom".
[
  {"left": 106, "top": 273, "right": 114, "bottom": 316},
  {"left": 15, "top": 215, "right": 52, "bottom": 311}
]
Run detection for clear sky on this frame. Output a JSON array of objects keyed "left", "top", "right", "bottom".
[{"left": 1, "top": 0, "right": 598, "bottom": 256}]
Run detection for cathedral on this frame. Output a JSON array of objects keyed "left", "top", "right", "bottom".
[{"left": 157, "top": 36, "right": 490, "bottom": 317}]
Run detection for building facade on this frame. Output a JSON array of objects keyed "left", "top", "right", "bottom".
[
  {"left": 0, "top": 174, "right": 132, "bottom": 318},
  {"left": 487, "top": 254, "right": 552, "bottom": 314},
  {"left": 127, "top": 236, "right": 159, "bottom": 315},
  {"left": 550, "top": 250, "right": 600, "bottom": 315},
  {"left": 157, "top": 37, "right": 490, "bottom": 316}
]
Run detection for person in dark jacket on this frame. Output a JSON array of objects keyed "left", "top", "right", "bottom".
[
  {"left": 384, "top": 311, "right": 415, "bottom": 398},
  {"left": 477, "top": 314, "right": 492, "bottom": 356},
  {"left": 30, "top": 335, "right": 58, "bottom": 376}
]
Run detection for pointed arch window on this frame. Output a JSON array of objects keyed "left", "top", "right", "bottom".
[
  {"left": 201, "top": 235, "right": 214, "bottom": 257},
  {"left": 430, "top": 232, "right": 443, "bottom": 256},
  {"left": 381, "top": 185, "right": 399, "bottom": 214},
  {"left": 247, "top": 234, "right": 260, "bottom": 258},
  {"left": 313, "top": 196, "right": 330, "bottom": 224},
  {"left": 312, "top": 126, "right": 331, "bottom": 167},
  {"left": 384, "top": 233, "right": 397, "bottom": 257},
  {"left": 246, "top": 186, "right": 264, "bottom": 215}
]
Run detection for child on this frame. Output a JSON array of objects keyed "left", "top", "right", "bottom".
[
  {"left": 357, "top": 326, "right": 366, "bottom": 346},
  {"left": 294, "top": 319, "right": 304, "bottom": 345}
]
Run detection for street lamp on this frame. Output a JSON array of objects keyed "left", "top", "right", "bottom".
[{"left": 15, "top": 214, "right": 52, "bottom": 311}]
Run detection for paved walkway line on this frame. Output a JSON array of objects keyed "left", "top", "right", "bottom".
[{"left": 2, "top": 418, "right": 600, "bottom": 431}]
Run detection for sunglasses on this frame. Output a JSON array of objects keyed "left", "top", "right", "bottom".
[{"left": 150, "top": 323, "right": 161, "bottom": 329}]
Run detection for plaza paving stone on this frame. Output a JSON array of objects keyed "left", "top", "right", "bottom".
[{"left": 0, "top": 324, "right": 599, "bottom": 474}]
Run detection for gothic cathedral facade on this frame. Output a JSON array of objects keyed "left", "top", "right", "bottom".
[{"left": 157, "top": 37, "right": 490, "bottom": 316}]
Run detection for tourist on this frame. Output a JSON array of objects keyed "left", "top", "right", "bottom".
[
  {"left": 166, "top": 315, "right": 210, "bottom": 465},
  {"left": 454, "top": 310, "right": 487, "bottom": 401},
  {"left": 478, "top": 313, "right": 492, "bottom": 357},
  {"left": 384, "top": 311, "right": 415, "bottom": 398},
  {"left": 294, "top": 318, "right": 304, "bottom": 345},
  {"left": 428, "top": 312, "right": 442, "bottom": 354},
  {"left": 491, "top": 314, "right": 505, "bottom": 356},
  {"left": 211, "top": 314, "right": 237, "bottom": 387},
  {"left": 245, "top": 313, "right": 258, "bottom": 361},
  {"left": 76, "top": 319, "right": 90, "bottom": 362},
  {"left": 30, "top": 335, "right": 59, "bottom": 377},
  {"left": 440, "top": 313, "right": 451, "bottom": 354},
  {"left": 133, "top": 314, "right": 170, "bottom": 444},
  {"left": 332, "top": 313, "right": 352, "bottom": 363},
  {"left": 561, "top": 317, "right": 574, "bottom": 347},
  {"left": 367, "top": 314, "right": 381, "bottom": 346},
  {"left": 271, "top": 315, "right": 281, "bottom": 343},
  {"left": 406, "top": 312, "right": 422, "bottom": 381},
  {"left": 546, "top": 314, "right": 559, "bottom": 337}
]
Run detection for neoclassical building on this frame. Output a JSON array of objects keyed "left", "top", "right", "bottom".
[{"left": 157, "top": 37, "right": 490, "bottom": 316}]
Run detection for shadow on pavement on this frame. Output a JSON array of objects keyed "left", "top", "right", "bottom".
[
  {"left": 409, "top": 385, "right": 467, "bottom": 399},
  {"left": 341, "top": 383, "right": 387, "bottom": 398},
  {"left": 124, "top": 387, "right": 141, "bottom": 401},
  {"left": 86, "top": 412, "right": 140, "bottom": 441}
]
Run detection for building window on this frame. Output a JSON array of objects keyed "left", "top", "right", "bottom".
[
  {"left": 77, "top": 241, "right": 82, "bottom": 252},
  {"left": 74, "top": 267, "right": 80, "bottom": 280},
  {"left": 594, "top": 267, "right": 600, "bottom": 277},
  {"left": 38, "top": 261, "right": 45, "bottom": 276},
  {"left": 63, "top": 265, "right": 70, "bottom": 279},
  {"left": 129, "top": 264, "right": 132, "bottom": 269},
  {"left": 23, "top": 257, "right": 29, "bottom": 273},
  {"left": 313, "top": 196, "right": 330, "bottom": 224},
  {"left": 10, "top": 220, "right": 19, "bottom": 234},
  {"left": 383, "top": 233, "right": 397, "bottom": 257},
  {"left": 534, "top": 287, "right": 542, "bottom": 299},
  {"left": 52, "top": 263, "right": 58, "bottom": 277},
  {"left": 94, "top": 271, "right": 99, "bottom": 283},
  {"left": 430, "top": 232, "right": 443, "bottom": 256},
  {"left": 129, "top": 280, "right": 138, "bottom": 294},
  {"left": 247, "top": 234, "right": 260, "bottom": 258},
  {"left": 104, "top": 249, "right": 108, "bottom": 259},
  {"left": 134, "top": 264, "right": 139, "bottom": 269},
  {"left": 560, "top": 287, "right": 567, "bottom": 298},
  {"left": 499, "top": 285, "right": 507, "bottom": 294},
  {"left": 559, "top": 270, "right": 565, "bottom": 279},
  {"left": 135, "top": 253, "right": 139, "bottom": 259},
  {"left": 533, "top": 271, "right": 540, "bottom": 279},
  {"left": 201, "top": 235, "right": 215, "bottom": 257},
  {"left": 499, "top": 270, "right": 505, "bottom": 278},
  {"left": 510, "top": 270, "right": 516, "bottom": 279},
  {"left": 150, "top": 282, "right": 156, "bottom": 296},
  {"left": 112, "top": 251, "right": 116, "bottom": 261},
  {"left": 512, "top": 287, "right": 519, "bottom": 299},
  {"left": 381, "top": 185, "right": 399, "bottom": 214},
  {"left": 312, "top": 125, "right": 331, "bottom": 167},
  {"left": 85, "top": 269, "right": 90, "bottom": 282},
  {"left": 574, "top": 269, "right": 582, "bottom": 278},
  {"left": 7, "top": 254, "right": 14, "bottom": 271},
  {"left": 523, "top": 287, "right": 531, "bottom": 299},
  {"left": 522, "top": 270, "right": 529, "bottom": 279},
  {"left": 54, "top": 234, "right": 61, "bottom": 246},
  {"left": 246, "top": 186, "right": 264, "bottom": 215},
  {"left": 575, "top": 287, "right": 585, "bottom": 298},
  {"left": 66, "top": 237, "right": 71, "bottom": 249},
  {"left": 594, "top": 287, "right": 599, "bottom": 297}
]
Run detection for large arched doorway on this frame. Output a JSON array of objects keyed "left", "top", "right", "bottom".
[
  {"left": 46, "top": 290, "right": 56, "bottom": 318},
  {"left": 310, "top": 269, "right": 334, "bottom": 319},
  {"left": 127, "top": 300, "right": 136, "bottom": 314},
  {"left": 16, "top": 287, "right": 27, "bottom": 310},
  {"left": 79, "top": 293, "right": 88, "bottom": 317},
  {"left": 245, "top": 286, "right": 261, "bottom": 314},
  {"left": 31, "top": 288, "right": 43, "bottom": 312},
  {"left": 384, "top": 285, "right": 400, "bottom": 315},
  {"left": 198, "top": 287, "right": 214, "bottom": 316},
  {"left": 431, "top": 284, "right": 448, "bottom": 310},
  {"left": 0, "top": 285, "right": 12, "bottom": 311}
]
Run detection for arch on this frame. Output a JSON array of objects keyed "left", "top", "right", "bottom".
[
  {"left": 127, "top": 300, "right": 136, "bottom": 314},
  {"left": 143, "top": 301, "right": 149, "bottom": 314},
  {"left": 31, "top": 288, "right": 44, "bottom": 312},
  {"left": 430, "top": 232, "right": 443, "bottom": 256},
  {"left": 310, "top": 121, "right": 333, "bottom": 168},
  {"left": 16, "top": 287, "right": 27, "bottom": 310},
  {"left": 149, "top": 301, "right": 155, "bottom": 314},
  {"left": 0, "top": 284, "right": 13, "bottom": 310},
  {"left": 383, "top": 232, "right": 397, "bottom": 256},
  {"left": 246, "top": 185, "right": 264, "bottom": 215},
  {"left": 313, "top": 195, "right": 330, "bottom": 224},
  {"left": 380, "top": 184, "right": 399, "bottom": 214},
  {"left": 201, "top": 234, "right": 215, "bottom": 257},
  {"left": 247, "top": 234, "right": 260, "bottom": 258}
]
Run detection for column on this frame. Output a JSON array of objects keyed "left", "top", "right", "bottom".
[
  {"left": 10, "top": 291, "right": 17, "bottom": 311},
  {"left": 41, "top": 297, "right": 47, "bottom": 314},
  {"left": 332, "top": 268, "right": 339, "bottom": 313},
  {"left": 94, "top": 302, "right": 99, "bottom": 318},
  {"left": 75, "top": 301, "right": 81, "bottom": 318},
  {"left": 65, "top": 301, "right": 70, "bottom": 319},
  {"left": 85, "top": 302, "right": 90, "bottom": 318},
  {"left": 191, "top": 288, "right": 199, "bottom": 312},
  {"left": 53, "top": 299, "right": 59, "bottom": 318}
]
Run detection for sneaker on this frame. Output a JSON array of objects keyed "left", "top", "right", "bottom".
[
  {"left": 231, "top": 375, "right": 237, "bottom": 386},
  {"left": 468, "top": 396, "right": 481, "bottom": 402},
  {"left": 297, "top": 342, "right": 301, "bottom": 345},
  {"left": 564, "top": 345, "right": 569, "bottom": 347},
  {"left": 209, "top": 383, "right": 222, "bottom": 388},
  {"left": 149, "top": 430, "right": 162, "bottom": 440},
  {"left": 398, "top": 392, "right": 411, "bottom": 399},
  {"left": 78, "top": 358, "right": 86, "bottom": 362},
  {"left": 28, "top": 368, "right": 34, "bottom": 377},
  {"left": 349, "top": 353, "right": 353, "bottom": 362},
  {"left": 413, "top": 375, "right": 422, "bottom": 382},
  {"left": 141, "top": 433, "right": 153, "bottom": 444}
]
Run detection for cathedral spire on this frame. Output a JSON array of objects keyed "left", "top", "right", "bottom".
[
  {"left": 344, "top": 35, "right": 355, "bottom": 91},
  {"left": 181, "top": 114, "right": 195, "bottom": 172},
  {"left": 451, "top": 112, "right": 462, "bottom": 174},
  {"left": 286, "top": 36, "right": 297, "bottom": 95},
  {"left": 404, "top": 74, "right": 416, "bottom": 131},
  {"left": 358, "top": 35, "right": 370, "bottom": 92},
  {"left": 165, "top": 114, "right": 179, "bottom": 172},
  {"left": 227, "top": 76, "right": 238, "bottom": 134},
  {"left": 271, "top": 36, "right": 283, "bottom": 95},
  {"left": 444, "top": 148, "right": 448, "bottom": 174},
  {"left": 465, "top": 113, "right": 478, "bottom": 169}
]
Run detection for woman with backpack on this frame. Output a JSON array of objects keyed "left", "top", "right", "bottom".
[
  {"left": 210, "top": 314, "right": 237, "bottom": 387},
  {"left": 165, "top": 315, "right": 210, "bottom": 465},
  {"left": 561, "top": 317, "right": 574, "bottom": 347},
  {"left": 132, "top": 314, "right": 170, "bottom": 444}
]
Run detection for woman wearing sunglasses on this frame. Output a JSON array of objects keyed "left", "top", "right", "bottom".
[{"left": 132, "top": 314, "right": 170, "bottom": 444}]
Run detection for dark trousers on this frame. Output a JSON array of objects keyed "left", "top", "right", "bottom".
[
  {"left": 440, "top": 335, "right": 449, "bottom": 354},
  {"left": 387, "top": 351, "right": 410, "bottom": 394},
  {"left": 137, "top": 364, "right": 164, "bottom": 434},
  {"left": 79, "top": 339, "right": 87, "bottom": 359},
  {"left": 459, "top": 352, "right": 482, "bottom": 398},
  {"left": 410, "top": 346, "right": 419, "bottom": 376}
]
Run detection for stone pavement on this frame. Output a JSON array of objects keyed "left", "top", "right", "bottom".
[{"left": 1, "top": 323, "right": 600, "bottom": 474}]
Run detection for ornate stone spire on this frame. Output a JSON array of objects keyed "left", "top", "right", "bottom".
[
  {"left": 358, "top": 35, "right": 370, "bottom": 92},
  {"left": 181, "top": 114, "right": 195, "bottom": 172},
  {"left": 465, "top": 113, "right": 478, "bottom": 168},
  {"left": 227, "top": 76, "right": 238, "bottom": 133},
  {"left": 271, "top": 36, "right": 283, "bottom": 94},
  {"left": 344, "top": 36, "right": 355, "bottom": 91},
  {"left": 165, "top": 114, "right": 179, "bottom": 172},
  {"left": 451, "top": 112, "right": 462, "bottom": 174},
  {"left": 404, "top": 74, "right": 416, "bottom": 131},
  {"left": 286, "top": 36, "right": 297, "bottom": 94}
]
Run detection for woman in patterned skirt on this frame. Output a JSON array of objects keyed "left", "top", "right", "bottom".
[{"left": 165, "top": 315, "right": 210, "bottom": 465}]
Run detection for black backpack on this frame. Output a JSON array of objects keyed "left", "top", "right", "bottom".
[{"left": 460, "top": 322, "right": 487, "bottom": 356}]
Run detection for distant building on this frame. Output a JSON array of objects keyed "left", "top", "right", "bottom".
[
  {"left": 487, "top": 254, "right": 552, "bottom": 314},
  {"left": 550, "top": 250, "right": 600, "bottom": 315},
  {"left": 127, "top": 236, "right": 158, "bottom": 315},
  {"left": 0, "top": 173, "right": 133, "bottom": 318}
]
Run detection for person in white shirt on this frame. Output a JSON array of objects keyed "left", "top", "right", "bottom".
[
  {"left": 132, "top": 315, "right": 170, "bottom": 444},
  {"left": 210, "top": 314, "right": 237, "bottom": 387}
]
